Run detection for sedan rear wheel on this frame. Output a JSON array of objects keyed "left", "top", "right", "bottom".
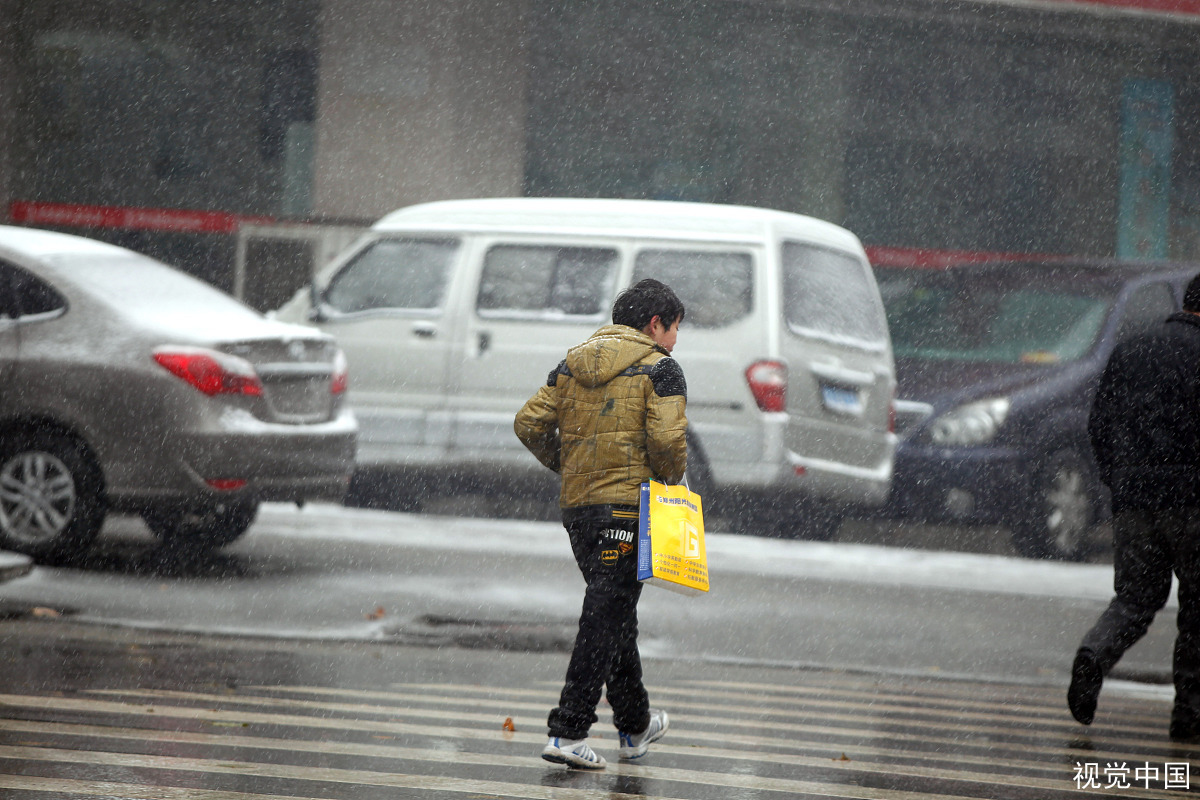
[
  {"left": 143, "top": 500, "right": 258, "bottom": 552},
  {"left": 1011, "top": 449, "right": 1096, "bottom": 561},
  {"left": 0, "top": 431, "right": 104, "bottom": 562}
]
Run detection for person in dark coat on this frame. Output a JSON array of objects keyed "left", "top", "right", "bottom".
[{"left": 1069, "top": 272, "right": 1200, "bottom": 739}]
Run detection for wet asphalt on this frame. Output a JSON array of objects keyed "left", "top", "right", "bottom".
[{"left": 0, "top": 504, "right": 1190, "bottom": 798}]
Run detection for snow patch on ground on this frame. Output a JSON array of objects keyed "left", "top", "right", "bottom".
[{"left": 262, "top": 503, "right": 1133, "bottom": 606}]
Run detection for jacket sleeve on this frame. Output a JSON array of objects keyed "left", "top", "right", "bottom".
[
  {"left": 1088, "top": 346, "right": 1124, "bottom": 488},
  {"left": 646, "top": 357, "right": 688, "bottom": 484},
  {"left": 514, "top": 381, "right": 562, "bottom": 474}
]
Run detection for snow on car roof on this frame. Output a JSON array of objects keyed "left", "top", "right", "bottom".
[
  {"left": 374, "top": 197, "right": 864, "bottom": 253},
  {"left": 0, "top": 225, "right": 132, "bottom": 258}
]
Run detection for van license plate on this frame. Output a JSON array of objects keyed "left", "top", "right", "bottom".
[{"left": 821, "top": 384, "right": 863, "bottom": 416}]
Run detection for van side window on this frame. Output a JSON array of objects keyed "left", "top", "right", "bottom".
[
  {"left": 782, "top": 242, "right": 887, "bottom": 346},
  {"left": 632, "top": 250, "right": 752, "bottom": 328},
  {"left": 477, "top": 245, "right": 618, "bottom": 318},
  {"left": 324, "top": 238, "right": 459, "bottom": 313},
  {"left": 1116, "top": 282, "right": 1174, "bottom": 341}
]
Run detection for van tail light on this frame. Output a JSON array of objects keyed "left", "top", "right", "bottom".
[
  {"left": 153, "top": 347, "right": 263, "bottom": 397},
  {"left": 746, "top": 360, "right": 787, "bottom": 413},
  {"left": 331, "top": 349, "right": 348, "bottom": 395}
]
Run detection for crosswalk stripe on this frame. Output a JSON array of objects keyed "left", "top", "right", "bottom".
[
  {"left": 1, "top": 709, "right": 1186, "bottom": 800},
  {"left": 0, "top": 688, "right": 1184, "bottom": 797},
  {"left": 0, "top": 740, "right": 1022, "bottom": 800},
  {"left": 438, "top": 680, "right": 1163, "bottom": 732},
  {"left": 0, "top": 709, "right": 1070, "bottom": 796},
  {"left": 677, "top": 676, "right": 1172, "bottom": 724},
  {"left": 0, "top": 670, "right": 1190, "bottom": 800},
  {"left": 153, "top": 681, "right": 1141, "bottom": 740},
  {"left": 0, "top": 775, "right": 302, "bottom": 800},
  {"left": 96, "top": 684, "right": 1180, "bottom": 761},
  {"left": 0, "top": 746, "right": 697, "bottom": 800},
  {"left": 399, "top": 677, "right": 1170, "bottom": 727}
]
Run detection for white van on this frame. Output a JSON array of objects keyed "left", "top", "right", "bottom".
[{"left": 275, "top": 198, "right": 896, "bottom": 537}]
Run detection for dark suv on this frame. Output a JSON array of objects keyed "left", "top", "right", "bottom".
[{"left": 875, "top": 260, "right": 1197, "bottom": 560}]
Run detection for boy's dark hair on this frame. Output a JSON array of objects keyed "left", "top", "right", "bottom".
[
  {"left": 612, "top": 278, "right": 685, "bottom": 330},
  {"left": 1185, "top": 273, "right": 1200, "bottom": 313}
]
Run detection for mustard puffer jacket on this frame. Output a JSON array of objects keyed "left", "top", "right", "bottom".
[{"left": 514, "top": 324, "right": 688, "bottom": 509}]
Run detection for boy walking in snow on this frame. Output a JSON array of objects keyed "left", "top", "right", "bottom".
[{"left": 514, "top": 278, "right": 687, "bottom": 769}]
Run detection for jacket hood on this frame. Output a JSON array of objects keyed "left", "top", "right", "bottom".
[{"left": 566, "top": 324, "right": 663, "bottom": 388}]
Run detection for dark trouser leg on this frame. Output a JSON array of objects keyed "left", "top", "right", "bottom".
[
  {"left": 606, "top": 609, "right": 650, "bottom": 735},
  {"left": 1167, "top": 511, "right": 1200, "bottom": 720},
  {"left": 1079, "top": 510, "right": 1173, "bottom": 674},
  {"left": 548, "top": 519, "right": 647, "bottom": 740}
]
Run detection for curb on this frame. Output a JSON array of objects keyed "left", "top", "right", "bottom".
[{"left": 0, "top": 552, "right": 33, "bottom": 584}]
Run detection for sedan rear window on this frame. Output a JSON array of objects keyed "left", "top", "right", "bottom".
[{"left": 0, "top": 262, "right": 65, "bottom": 318}]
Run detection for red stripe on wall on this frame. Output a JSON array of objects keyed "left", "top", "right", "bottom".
[
  {"left": 865, "top": 245, "right": 1061, "bottom": 267},
  {"left": 9, "top": 201, "right": 274, "bottom": 234},
  {"left": 1053, "top": 0, "right": 1200, "bottom": 14}
]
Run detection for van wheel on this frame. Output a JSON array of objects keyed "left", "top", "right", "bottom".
[
  {"left": 1011, "top": 449, "right": 1097, "bottom": 561},
  {"left": 143, "top": 500, "right": 258, "bottom": 551},
  {"left": 0, "top": 431, "right": 105, "bottom": 562}
]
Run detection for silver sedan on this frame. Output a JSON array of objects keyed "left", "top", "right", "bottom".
[{"left": 0, "top": 226, "right": 357, "bottom": 561}]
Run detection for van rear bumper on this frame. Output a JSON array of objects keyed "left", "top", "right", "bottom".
[{"left": 786, "top": 451, "right": 893, "bottom": 507}]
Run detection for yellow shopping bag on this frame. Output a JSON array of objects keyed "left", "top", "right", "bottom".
[{"left": 637, "top": 480, "right": 709, "bottom": 595}]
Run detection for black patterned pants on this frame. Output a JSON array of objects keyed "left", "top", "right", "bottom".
[{"left": 547, "top": 510, "right": 651, "bottom": 740}]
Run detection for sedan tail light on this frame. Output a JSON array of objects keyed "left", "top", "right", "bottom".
[
  {"left": 331, "top": 349, "right": 348, "bottom": 395},
  {"left": 153, "top": 346, "right": 263, "bottom": 397},
  {"left": 746, "top": 360, "right": 787, "bottom": 413}
]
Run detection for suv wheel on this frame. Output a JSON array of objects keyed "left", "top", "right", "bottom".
[
  {"left": 0, "top": 431, "right": 104, "bottom": 562},
  {"left": 143, "top": 500, "right": 258, "bottom": 551},
  {"left": 1011, "top": 449, "right": 1097, "bottom": 561}
]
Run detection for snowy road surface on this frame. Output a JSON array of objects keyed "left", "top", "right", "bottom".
[{"left": 0, "top": 503, "right": 1175, "bottom": 686}]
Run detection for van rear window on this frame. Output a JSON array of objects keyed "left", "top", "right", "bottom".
[
  {"left": 477, "top": 245, "right": 618, "bottom": 318},
  {"left": 632, "top": 250, "right": 752, "bottom": 328},
  {"left": 782, "top": 242, "right": 887, "bottom": 346}
]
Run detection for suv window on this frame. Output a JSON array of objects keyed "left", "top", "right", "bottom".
[
  {"left": 782, "top": 242, "right": 887, "bottom": 345},
  {"left": 324, "top": 238, "right": 459, "bottom": 313},
  {"left": 477, "top": 245, "right": 618, "bottom": 318},
  {"left": 632, "top": 249, "right": 753, "bottom": 328},
  {"left": 1117, "top": 282, "right": 1175, "bottom": 341},
  {"left": 0, "top": 262, "right": 66, "bottom": 319}
]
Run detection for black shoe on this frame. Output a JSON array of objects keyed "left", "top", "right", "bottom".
[
  {"left": 1068, "top": 650, "right": 1103, "bottom": 725},
  {"left": 1170, "top": 706, "right": 1200, "bottom": 741}
]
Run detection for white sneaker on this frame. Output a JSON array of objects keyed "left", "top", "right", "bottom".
[
  {"left": 541, "top": 736, "right": 607, "bottom": 769},
  {"left": 618, "top": 708, "right": 669, "bottom": 759}
]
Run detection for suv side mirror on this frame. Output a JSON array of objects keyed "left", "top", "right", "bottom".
[{"left": 308, "top": 282, "right": 327, "bottom": 323}]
